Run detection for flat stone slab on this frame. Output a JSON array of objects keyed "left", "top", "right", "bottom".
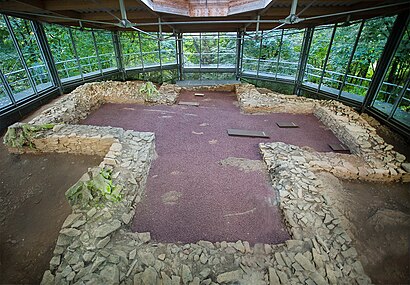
[
  {"left": 227, "top": 129, "right": 269, "bottom": 138},
  {"left": 329, "top": 143, "right": 349, "bottom": 152},
  {"left": 194, "top": 93, "right": 205, "bottom": 97},
  {"left": 276, "top": 121, "right": 299, "bottom": 128},
  {"left": 178, "top": 101, "right": 200, "bottom": 106}
]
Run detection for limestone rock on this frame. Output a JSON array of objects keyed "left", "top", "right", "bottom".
[
  {"left": 216, "top": 269, "right": 243, "bottom": 283},
  {"left": 181, "top": 264, "right": 193, "bottom": 284},
  {"left": 138, "top": 232, "right": 151, "bottom": 243},
  {"left": 40, "top": 270, "right": 55, "bottom": 285},
  {"left": 96, "top": 236, "right": 111, "bottom": 249},
  {"left": 95, "top": 220, "right": 122, "bottom": 238},
  {"left": 138, "top": 251, "right": 156, "bottom": 266},
  {"left": 142, "top": 267, "right": 158, "bottom": 285}
]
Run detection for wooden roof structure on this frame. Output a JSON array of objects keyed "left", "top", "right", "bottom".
[{"left": 0, "top": 0, "right": 409, "bottom": 32}]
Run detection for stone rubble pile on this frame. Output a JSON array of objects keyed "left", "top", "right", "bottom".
[
  {"left": 30, "top": 81, "right": 180, "bottom": 126},
  {"left": 260, "top": 142, "right": 371, "bottom": 285},
  {"left": 314, "top": 101, "right": 407, "bottom": 182}
]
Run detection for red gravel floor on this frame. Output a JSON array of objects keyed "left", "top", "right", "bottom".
[{"left": 82, "top": 90, "right": 343, "bottom": 245}]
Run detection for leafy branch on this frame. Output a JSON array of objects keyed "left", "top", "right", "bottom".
[{"left": 65, "top": 168, "right": 122, "bottom": 207}]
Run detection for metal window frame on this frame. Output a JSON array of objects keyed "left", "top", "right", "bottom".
[
  {"left": 176, "top": 33, "right": 183, "bottom": 81},
  {"left": 275, "top": 29, "right": 284, "bottom": 80},
  {"left": 138, "top": 31, "right": 145, "bottom": 70},
  {"left": 0, "top": 68, "right": 16, "bottom": 106},
  {"left": 235, "top": 30, "right": 243, "bottom": 80},
  {"left": 362, "top": 12, "right": 410, "bottom": 113},
  {"left": 91, "top": 29, "right": 103, "bottom": 75},
  {"left": 157, "top": 31, "right": 163, "bottom": 82},
  {"left": 256, "top": 31, "right": 264, "bottom": 82},
  {"left": 113, "top": 31, "right": 125, "bottom": 80},
  {"left": 295, "top": 27, "right": 313, "bottom": 95},
  {"left": 388, "top": 73, "right": 410, "bottom": 120},
  {"left": 33, "top": 21, "right": 62, "bottom": 93},
  {"left": 4, "top": 15, "right": 38, "bottom": 95},
  {"left": 199, "top": 33, "right": 202, "bottom": 80},
  {"left": 337, "top": 20, "right": 365, "bottom": 99},
  {"left": 69, "top": 28, "right": 84, "bottom": 81},
  {"left": 317, "top": 24, "right": 337, "bottom": 92}
]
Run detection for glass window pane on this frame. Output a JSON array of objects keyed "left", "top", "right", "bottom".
[
  {"left": 321, "top": 23, "right": 360, "bottom": 94},
  {"left": 8, "top": 16, "right": 53, "bottom": 92},
  {"left": 304, "top": 25, "right": 333, "bottom": 88},
  {"left": 393, "top": 89, "right": 410, "bottom": 126},
  {"left": 341, "top": 16, "right": 395, "bottom": 101},
  {"left": 140, "top": 33, "right": 160, "bottom": 67},
  {"left": 160, "top": 35, "right": 176, "bottom": 65},
  {"left": 242, "top": 32, "right": 260, "bottom": 74},
  {"left": 0, "top": 16, "right": 34, "bottom": 101},
  {"left": 121, "top": 31, "right": 143, "bottom": 68},
  {"left": 44, "top": 23, "right": 82, "bottom": 82},
  {"left": 258, "top": 30, "right": 281, "bottom": 76},
  {"left": 201, "top": 33, "right": 218, "bottom": 67},
  {"left": 0, "top": 81, "right": 12, "bottom": 109},
  {"left": 277, "top": 29, "right": 303, "bottom": 80},
  {"left": 372, "top": 21, "right": 410, "bottom": 117},
  {"left": 218, "top": 33, "right": 236, "bottom": 67},
  {"left": 183, "top": 34, "right": 200, "bottom": 67},
  {"left": 72, "top": 28, "right": 100, "bottom": 76},
  {"left": 95, "top": 31, "right": 116, "bottom": 71}
]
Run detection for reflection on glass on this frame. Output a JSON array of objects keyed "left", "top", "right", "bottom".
[
  {"left": 304, "top": 25, "right": 333, "bottom": 88},
  {"left": 320, "top": 23, "right": 359, "bottom": 96},
  {"left": 0, "top": 16, "right": 34, "bottom": 101},
  {"left": 121, "top": 32, "right": 143, "bottom": 68},
  {"left": 372, "top": 22, "right": 410, "bottom": 120},
  {"left": 183, "top": 34, "right": 200, "bottom": 66},
  {"left": 278, "top": 30, "right": 303, "bottom": 79},
  {"left": 393, "top": 89, "right": 410, "bottom": 126},
  {"left": 341, "top": 17, "right": 395, "bottom": 101},
  {"left": 160, "top": 36, "right": 177, "bottom": 65},
  {"left": 8, "top": 16, "right": 52, "bottom": 92},
  {"left": 140, "top": 33, "right": 160, "bottom": 67},
  {"left": 0, "top": 82, "right": 12, "bottom": 109},
  {"left": 218, "top": 33, "right": 236, "bottom": 67},
  {"left": 44, "top": 23, "right": 82, "bottom": 81},
  {"left": 242, "top": 32, "right": 261, "bottom": 73},
  {"left": 94, "top": 31, "right": 116, "bottom": 71},
  {"left": 72, "top": 29, "right": 100, "bottom": 75}
]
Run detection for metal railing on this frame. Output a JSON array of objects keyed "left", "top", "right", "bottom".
[
  {"left": 1, "top": 56, "right": 408, "bottom": 110},
  {"left": 304, "top": 65, "right": 407, "bottom": 104}
]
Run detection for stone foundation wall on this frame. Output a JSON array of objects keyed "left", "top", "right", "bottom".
[
  {"left": 236, "top": 84, "right": 316, "bottom": 113},
  {"left": 260, "top": 142, "right": 371, "bottom": 285},
  {"left": 30, "top": 81, "right": 181, "bottom": 126},
  {"left": 235, "top": 84, "right": 408, "bottom": 182},
  {"left": 182, "top": 84, "right": 237, "bottom": 92},
  {"left": 3, "top": 81, "right": 409, "bottom": 284}
]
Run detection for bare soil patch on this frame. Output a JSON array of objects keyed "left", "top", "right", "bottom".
[
  {"left": 0, "top": 142, "right": 101, "bottom": 284},
  {"left": 317, "top": 171, "right": 410, "bottom": 284}
]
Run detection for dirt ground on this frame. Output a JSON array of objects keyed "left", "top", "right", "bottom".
[
  {"left": 0, "top": 142, "right": 101, "bottom": 284},
  {"left": 317, "top": 172, "right": 410, "bottom": 284}
]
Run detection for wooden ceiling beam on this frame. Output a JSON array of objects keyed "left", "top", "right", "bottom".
[
  {"left": 43, "top": 0, "right": 142, "bottom": 11},
  {"left": 82, "top": 10, "right": 150, "bottom": 21}
]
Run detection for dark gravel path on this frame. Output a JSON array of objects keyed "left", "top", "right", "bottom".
[{"left": 82, "top": 90, "right": 343, "bottom": 244}]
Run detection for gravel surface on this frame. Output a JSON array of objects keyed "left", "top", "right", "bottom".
[{"left": 83, "top": 90, "right": 343, "bottom": 244}]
